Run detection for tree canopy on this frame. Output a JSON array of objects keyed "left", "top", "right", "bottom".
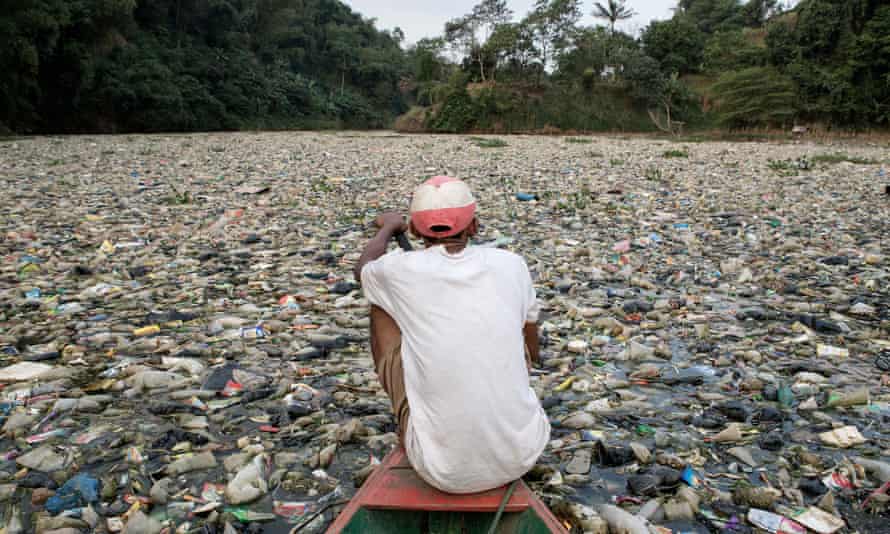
[
  {"left": 0, "top": 0, "right": 409, "bottom": 133},
  {"left": 410, "top": 0, "right": 890, "bottom": 132},
  {"left": 3, "top": 0, "right": 889, "bottom": 134},
  {"left": 593, "top": 1, "right": 636, "bottom": 34}
]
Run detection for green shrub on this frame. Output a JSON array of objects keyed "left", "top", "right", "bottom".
[
  {"left": 768, "top": 157, "right": 811, "bottom": 176},
  {"left": 427, "top": 89, "right": 480, "bottom": 133},
  {"left": 811, "top": 153, "right": 879, "bottom": 165},
  {"left": 645, "top": 166, "right": 663, "bottom": 181},
  {"left": 711, "top": 67, "right": 796, "bottom": 128},
  {"left": 704, "top": 29, "right": 767, "bottom": 73},
  {"left": 469, "top": 137, "right": 508, "bottom": 148},
  {"left": 394, "top": 107, "right": 430, "bottom": 132}
]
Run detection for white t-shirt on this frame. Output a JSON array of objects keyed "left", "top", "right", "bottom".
[{"left": 361, "top": 245, "right": 550, "bottom": 494}]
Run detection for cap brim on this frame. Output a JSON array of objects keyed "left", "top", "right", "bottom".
[{"left": 411, "top": 204, "right": 475, "bottom": 238}]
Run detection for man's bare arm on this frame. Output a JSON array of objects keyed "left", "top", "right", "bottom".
[
  {"left": 354, "top": 212, "right": 406, "bottom": 283},
  {"left": 523, "top": 322, "right": 540, "bottom": 366}
]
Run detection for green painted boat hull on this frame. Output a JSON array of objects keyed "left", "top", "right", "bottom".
[
  {"left": 325, "top": 447, "right": 568, "bottom": 534},
  {"left": 339, "top": 508, "right": 558, "bottom": 534}
]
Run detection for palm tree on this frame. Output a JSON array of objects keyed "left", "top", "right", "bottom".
[{"left": 593, "top": 0, "right": 635, "bottom": 34}]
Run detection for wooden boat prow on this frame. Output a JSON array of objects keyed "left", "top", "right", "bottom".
[{"left": 326, "top": 446, "right": 568, "bottom": 533}]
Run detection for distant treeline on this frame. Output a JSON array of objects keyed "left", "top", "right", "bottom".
[
  {"left": 403, "top": 0, "right": 890, "bottom": 133},
  {"left": 2, "top": 0, "right": 888, "bottom": 135},
  {"left": 0, "top": 0, "right": 408, "bottom": 133}
]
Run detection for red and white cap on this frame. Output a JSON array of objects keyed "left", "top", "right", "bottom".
[{"left": 409, "top": 176, "right": 476, "bottom": 238}]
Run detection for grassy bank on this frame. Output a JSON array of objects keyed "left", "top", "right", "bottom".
[{"left": 397, "top": 83, "right": 662, "bottom": 135}]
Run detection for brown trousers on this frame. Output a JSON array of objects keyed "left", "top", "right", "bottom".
[{"left": 370, "top": 305, "right": 409, "bottom": 440}]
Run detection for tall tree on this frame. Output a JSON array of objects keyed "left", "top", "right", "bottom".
[
  {"left": 557, "top": 26, "right": 637, "bottom": 81},
  {"left": 641, "top": 17, "right": 706, "bottom": 75},
  {"left": 445, "top": 14, "right": 485, "bottom": 80},
  {"left": 475, "top": 0, "right": 513, "bottom": 81},
  {"left": 474, "top": 0, "right": 513, "bottom": 43},
  {"left": 488, "top": 22, "right": 539, "bottom": 79},
  {"left": 674, "top": 0, "right": 744, "bottom": 33},
  {"left": 445, "top": 0, "right": 513, "bottom": 82},
  {"left": 592, "top": 0, "right": 635, "bottom": 34},
  {"left": 410, "top": 37, "right": 448, "bottom": 84},
  {"left": 740, "top": 0, "right": 781, "bottom": 28},
  {"left": 526, "top": 0, "right": 582, "bottom": 75}
]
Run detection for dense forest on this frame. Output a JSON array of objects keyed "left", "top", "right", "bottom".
[
  {"left": 1, "top": 0, "right": 888, "bottom": 134},
  {"left": 0, "top": 0, "right": 408, "bottom": 133}
]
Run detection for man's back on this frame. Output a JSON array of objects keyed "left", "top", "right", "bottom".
[{"left": 361, "top": 245, "right": 550, "bottom": 493}]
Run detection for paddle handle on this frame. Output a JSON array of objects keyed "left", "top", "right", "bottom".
[{"left": 394, "top": 232, "right": 413, "bottom": 251}]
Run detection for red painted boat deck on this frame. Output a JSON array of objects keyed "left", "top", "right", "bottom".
[
  {"left": 326, "top": 446, "right": 568, "bottom": 533},
  {"left": 360, "top": 447, "right": 532, "bottom": 512}
]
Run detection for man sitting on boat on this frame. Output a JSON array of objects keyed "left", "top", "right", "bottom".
[{"left": 354, "top": 176, "right": 551, "bottom": 494}]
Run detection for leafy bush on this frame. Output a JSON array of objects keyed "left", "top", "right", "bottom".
[
  {"left": 704, "top": 29, "right": 767, "bottom": 73},
  {"left": 393, "top": 107, "right": 430, "bottom": 132},
  {"left": 427, "top": 89, "right": 480, "bottom": 132},
  {"left": 711, "top": 67, "right": 796, "bottom": 128},
  {"left": 768, "top": 157, "right": 811, "bottom": 176},
  {"left": 469, "top": 137, "right": 508, "bottom": 148},
  {"left": 644, "top": 165, "right": 664, "bottom": 181},
  {"left": 420, "top": 80, "right": 656, "bottom": 134},
  {"left": 811, "top": 153, "right": 879, "bottom": 165},
  {"left": 641, "top": 17, "right": 706, "bottom": 75}
]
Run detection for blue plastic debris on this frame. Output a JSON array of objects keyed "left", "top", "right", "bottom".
[
  {"left": 681, "top": 465, "right": 702, "bottom": 488},
  {"left": 45, "top": 473, "right": 101, "bottom": 515},
  {"left": 580, "top": 430, "right": 599, "bottom": 442}
]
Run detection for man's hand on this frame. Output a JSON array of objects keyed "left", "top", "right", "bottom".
[
  {"left": 354, "top": 212, "right": 408, "bottom": 284},
  {"left": 375, "top": 212, "right": 407, "bottom": 234}
]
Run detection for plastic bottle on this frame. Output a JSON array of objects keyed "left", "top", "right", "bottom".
[
  {"left": 777, "top": 383, "right": 795, "bottom": 408},
  {"left": 826, "top": 387, "right": 870, "bottom": 408},
  {"left": 225, "top": 454, "right": 269, "bottom": 504},
  {"left": 854, "top": 457, "right": 890, "bottom": 483},
  {"left": 596, "top": 504, "right": 650, "bottom": 534},
  {"left": 239, "top": 325, "right": 267, "bottom": 339},
  {"left": 747, "top": 509, "right": 806, "bottom": 534},
  {"left": 133, "top": 325, "right": 161, "bottom": 337},
  {"left": 166, "top": 451, "right": 218, "bottom": 476}
]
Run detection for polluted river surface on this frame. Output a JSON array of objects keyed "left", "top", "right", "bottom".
[{"left": 0, "top": 131, "right": 888, "bottom": 533}]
